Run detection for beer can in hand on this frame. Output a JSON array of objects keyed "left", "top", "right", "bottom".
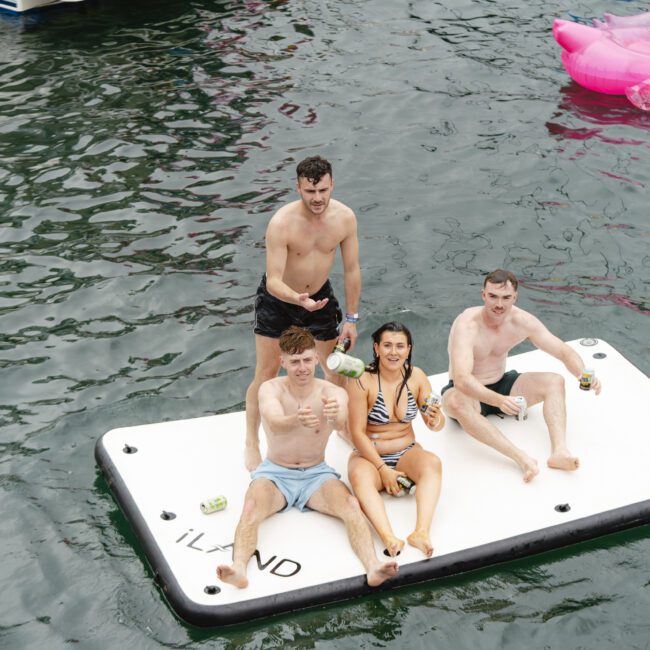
[
  {"left": 200, "top": 495, "right": 227, "bottom": 514},
  {"left": 420, "top": 392, "right": 441, "bottom": 414},
  {"left": 513, "top": 396, "right": 528, "bottom": 421},
  {"left": 326, "top": 351, "right": 365, "bottom": 378},
  {"left": 579, "top": 369, "right": 594, "bottom": 391},
  {"left": 395, "top": 474, "right": 417, "bottom": 497}
]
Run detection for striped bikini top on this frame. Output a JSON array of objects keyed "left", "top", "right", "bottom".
[{"left": 367, "top": 373, "right": 418, "bottom": 425}]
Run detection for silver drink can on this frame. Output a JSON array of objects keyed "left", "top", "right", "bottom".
[
  {"left": 420, "top": 391, "right": 441, "bottom": 413},
  {"left": 326, "top": 351, "right": 365, "bottom": 378},
  {"left": 395, "top": 474, "right": 417, "bottom": 497},
  {"left": 200, "top": 495, "right": 227, "bottom": 514},
  {"left": 513, "top": 396, "right": 528, "bottom": 421}
]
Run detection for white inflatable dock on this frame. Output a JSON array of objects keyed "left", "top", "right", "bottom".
[{"left": 95, "top": 339, "right": 650, "bottom": 627}]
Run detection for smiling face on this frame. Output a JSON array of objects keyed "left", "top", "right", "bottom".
[
  {"left": 481, "top": 280, "right": 517, "bottom": 319},
  {"left": 281, "top": 347, "right": 318, "bottom": 386},
  {"left": 296, "top": 173, "right": 333, "bottom": 216},
  {"left": 374, "top": 331, "right": 411, "bottom": 372}
]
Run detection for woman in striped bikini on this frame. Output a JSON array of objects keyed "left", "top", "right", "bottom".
[{"left": 347, "top": 322, "right": 444, "bottom": 557}]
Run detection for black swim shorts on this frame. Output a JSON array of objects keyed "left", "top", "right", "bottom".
[
  {"left": 253, "top": 275, "right": 342, "bottom": 340},
  {"left": 441, "top": 369, "right": 520, "bottom": 417}
]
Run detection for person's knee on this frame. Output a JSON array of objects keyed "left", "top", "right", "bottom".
[
  {"left": 546, "top": 373, "right": 565, "bottom": 394},
  {"left": 443, "top": 390, "right": 466, "bottom": 416},
  {"left": 240, "top": 496, "right": 261, "bottom": 523},
  {"left": 425, "top": 453, "right": 443, "bottom": 476},
  {"left": 337, "top": 493, "right": 363, "bottom": 521},
  {"left": 347, "top": 462, "right": 369, "bottom": 488}
]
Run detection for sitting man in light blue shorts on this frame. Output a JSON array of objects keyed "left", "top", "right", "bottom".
[
  {"left": 217, "top": 326, "right": 398, "bottom": 590},
  {"left": 251, "top": 459, "right": 341, "bottom": 512}
]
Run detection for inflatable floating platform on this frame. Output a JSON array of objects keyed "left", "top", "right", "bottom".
[{"left": 95, "top": 339, "right": 650, "bottom": 627}]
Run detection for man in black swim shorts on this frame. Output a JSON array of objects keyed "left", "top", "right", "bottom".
[
  {"left": 441, "top": 269, "right": 602, "bottom": 483},
  {"left": 441, "top": 369, "right": 520, "bottom": 418},
  {"left": 244, "top": 156, "right": 361, "bottom": 471},
  {"left": 253, "top": 274, "right": 342, "bottom": 342}
]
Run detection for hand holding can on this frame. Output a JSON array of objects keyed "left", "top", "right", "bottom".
[
  {"left": 579, "top": 369, "right": 595, "bottom": 391},
  {"left": 421, "top": 392, "right": 444, "bottom": 430},
  {"left": 513, "top": 396, "right": 528, "bottom": 421},
  {"left": 322, "top": 395, "right": 338, "bottom": 424}
]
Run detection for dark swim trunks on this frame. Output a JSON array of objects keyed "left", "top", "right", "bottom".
[
  {"left": 441, "top": 369, "right": 520, "bottom": 418},
  {"left": 253, "top": 274, "right": 342, "bottom": 340}
]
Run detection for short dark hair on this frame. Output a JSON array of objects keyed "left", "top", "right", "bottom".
[
  {"left": 296, "top": 156, "right": 332, "bottom": 184},
  {"left": 279, "top": 326, "right": 316, "bottom": 355},
  {"left": 484, "top": 269, "right": 518, "bottom": 291}
]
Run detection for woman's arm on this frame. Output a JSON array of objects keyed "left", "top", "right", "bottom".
[{"left": 413, "top": 367, "right": 446, "bottom": 432}]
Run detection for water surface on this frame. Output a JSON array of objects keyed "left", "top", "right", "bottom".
[{"left": 1, "top": 0, "right": 649, "bottom": 647}]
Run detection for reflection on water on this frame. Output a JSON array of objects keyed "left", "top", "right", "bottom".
[{"left": 1, "top": 0, "right": 649, "bottom": 647}]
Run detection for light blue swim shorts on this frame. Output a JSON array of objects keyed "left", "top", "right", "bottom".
[{"left": 250, "top": 459, "right": 341, "bottom": 512}]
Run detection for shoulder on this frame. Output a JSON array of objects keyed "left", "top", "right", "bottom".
[
  {"left": 329, "top": 199, "right": 357, "bottom": 223},
  {"left": 409, "top": 366, "right": 429, "bottom": 382},
  {"left": 267, "top": 202, "right": 301, "bottom": 231},
  {"left": 346, "top": 373, "right": 373, "bottom": 396},
  {"left": 408, "top": 366, "right": 431, "bottom": 391},
  {"left": 319, "top": 379, "right": 347, "bottom": 400},
  {"left": 259, "top": 376, "right": 283, "bottom": 397},
  {"left": 452, "top": 307, "right": 481, "bottom": 333},
  {"left": 510, "top": 306, "right": 543, "bottom": 331}
]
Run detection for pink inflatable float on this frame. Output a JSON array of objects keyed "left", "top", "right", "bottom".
[{"left": 553, "top": 13, "right": 650, "bottom": 110}]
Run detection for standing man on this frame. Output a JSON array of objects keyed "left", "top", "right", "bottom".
[
  {"left": 245, "top": 156, "right": 361, "bottom": 470},
  {"left": 218, "top": 327, "right": 398, "bottom": 589},
  {"left": 441, "top": 269, "right": 601, "bottom": 482}
]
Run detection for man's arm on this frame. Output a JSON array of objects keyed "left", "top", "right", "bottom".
[
  {"left": 338, "top": 213, "right": 361, "bottom": 349},
  {"left": 265, "top": 219, "right": 300, "bottom": 305},
  {"left": 321, "top": 385, "right": 348, "bottom": 431},
  {"left": 527, "top": 316, "right": 602, "bottom": 393},
  {"left": 258, "top": 382, "right": 300, "bottom": 434}
]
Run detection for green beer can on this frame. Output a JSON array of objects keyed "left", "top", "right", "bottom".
[{"left": 200, "top": 495, "right": 227, "bottom": 514}]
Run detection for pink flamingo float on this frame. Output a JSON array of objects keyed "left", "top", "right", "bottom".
[{"left": 553, "top": 12, "right": 650, "bottom": 110}]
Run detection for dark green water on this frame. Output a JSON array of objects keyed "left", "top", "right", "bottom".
[{"left": 1, "top": 0, "right": 649, "bottom": 647}]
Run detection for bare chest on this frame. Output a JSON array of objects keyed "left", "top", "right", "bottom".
[
  {"left": 474, "top": 327, "right": 526, "bottom": 360},
  {"left": 286, "top": 224, "right": 341, "bottom": 257}
]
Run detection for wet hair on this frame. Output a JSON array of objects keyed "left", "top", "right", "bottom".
[
  {"left": 279, "top": 326, "right": 316, "bottom": 355},
  {"left": 484, "top": 269, "right": 518, "bottom": 291},
  {"left": 367, "top": 321, "right": 413, "bottom": 406},
  {"left": 296, "top": 156, "right": 333, "bottom": 185}
]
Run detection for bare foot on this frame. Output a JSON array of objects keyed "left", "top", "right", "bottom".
[
  {"left": 407, "top": 530, "right": 433, "bottom": 557},
  {"left": 548, "top": 451, "right": 580, "bottom": 471},
  {"left": 367, "top": 559, "right": 399, "bottom": 587},
  {"left": 216, "top": 564, "right": 248, "bottom": 589},
  {"left": 381, "top": 535, "right": 405, "bottom": 557},
  {"left": 516, "top": 454, "right": 539, "bottom": 483}
]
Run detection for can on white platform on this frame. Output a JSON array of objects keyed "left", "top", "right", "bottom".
[{"left": 200, "top": 495, "right": 227, "bottom": 514}]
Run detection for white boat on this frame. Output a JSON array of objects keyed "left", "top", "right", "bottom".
[
  {"left": 95, "top": 339, "right": 650, "bottom": 627},
  {"left": 0, "top": 0, "right": 83, "bottom": 14}
]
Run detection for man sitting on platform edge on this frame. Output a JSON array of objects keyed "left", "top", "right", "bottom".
[
  {"left": 217, "top": 326, "right": 398, "bottom": 589},
  {"left": 441, "top": 269, "right": 602, "bottom": 482}
]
